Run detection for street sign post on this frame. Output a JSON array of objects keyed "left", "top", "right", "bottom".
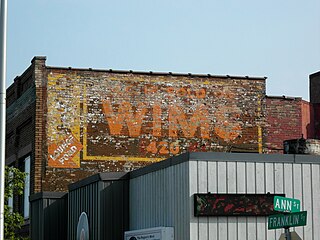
[
  {"left": 274, "top": 196, "right": 300, "bottom": 213},
  {"left": 268, "top": 211, "right": 307, "bottom": 230},
  {"left": 279, "top": 231, "right": 302, "bottom": 240}
]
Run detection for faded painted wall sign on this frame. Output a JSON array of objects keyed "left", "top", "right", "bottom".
[
  {"left": 48, "top": 132, "right": 83, "bottom": 168},
  {"left": 47, "top": 71, "right": 265, "bottom": 168}
]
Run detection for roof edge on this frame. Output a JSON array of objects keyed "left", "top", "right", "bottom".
[
  {"left": 46, "top": 66, "right": 267, "bottom": 80},
  {"left": 68, "top": 172, "right": 128, "bottom": 191},
  {"left": 266, "top": 95, "right": 303, "bottom": 100},
  {"left": 130, "top": 152, "right": 320, "bottom": 179},
  {"left": 310, "top": 71, "right": 320, "bottom": 78}
]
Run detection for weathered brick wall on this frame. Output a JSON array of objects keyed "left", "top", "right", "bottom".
[
  {"left": 33, "top": 57, "right": 47, "bottom": 193},
  {"left": 265, "top": 96, "right": 303, "bottom": 153},
  {"left": 310, "top": 71, "right": 320, "bottom": 139},
  {"left": 301, "top": 100, "right": 314, "bottom": 139},
  {"left": 42, "top": 66, "right": 266, "bottom": 191}
]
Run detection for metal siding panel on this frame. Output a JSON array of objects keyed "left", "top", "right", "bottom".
[
  {"left": 217, "top": 161, "right": 227, "bottom": 240},
  {"left": 189, "top": 160, "right": 198, "bottom": 240},
  {"left": 256, "top": 163, "right": 266, "bottom": 240},
  {"left": 30, "top": 198, "right": 43, "bottom": 240},
  {"left": 175, "top": 164, "right": 181, "bottom": 239},
  {"left": 274, "top": 163, "right": 284, "bottom": 238},
  {"left": 168, "top": 166, "right": 174, "bottom": 227},
  {"left": 115, "top": 181, "right": 126, "bottom": 239},
  {"left": 246, "top": 162, "right": 256, "bottom": 193},
  {"left": 198, "top": 161, "right": 208, "bottom": 240},
  {"left": 284, "top": 163, "right": 293, "bottom": 197},
  {"left": 208, "top": 161, "right": 218, "bottom": 240},
  {"left": 129, "top": 178, "right": 136, "bottom": 229},
  {"left": 265, "top": 163, "right": 276, "bottom": 240},
  {"left": 275, "top": 162, "right": 293, "bottom": 240},
  {"left": 302, "top": 164, "right": 312, "bottom": 239},
  {"left": 183, "top": 161, "right": 190, "bottom": 240},
  {"left": 175, "top": 164, "right": 182, "bottom": 239},
  {"left": 45, "top": 198, "right": 65, "bottom": 240},
  {"left": 246, "top": 162, "right": 256, "bottom": 240},
  {"left": 312, "top": 164, "right": 320, "bottom": 240},
  {"left": 145, "top": 174, "right": 150, "bottom": 227},
  {"left": 227, "top": 162, "right": 237, "bottom": 240},
  {"left": 141, "top": 175, "right": 146, "bottom": 228},
  {"left": 218, "top": 161, "right": 227, "bottom": 192},
  {"left": 129, "top": 161, "right": 189, "bottom": 240},
  {"left": 30, "top": 194, "right": 68, "bottom": 240},
  {"left": 237, "top": 162, "right": 247, "bottom": 240},
  {"left": 154, "top": 170, "right": 160, "bottom": 227},
  {"left": 293, "top": 164, "right": 303, "bottom": 237}
]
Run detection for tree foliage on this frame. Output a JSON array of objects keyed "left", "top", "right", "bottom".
[{"left": 4, "top": 166, "right": 27, "bottom": 240}]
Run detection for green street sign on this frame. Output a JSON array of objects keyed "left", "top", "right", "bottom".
[
  {"left": 274, "top": 196, "right": 300, "bottom": 213},
  {"left": 268, "top": 211, "right": 307, "bottom": 229}
]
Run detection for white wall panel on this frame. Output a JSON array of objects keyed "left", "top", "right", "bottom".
[
  {"left": 265, "top": 163, "right": 276, "bottom": 240},
  {"left": 227, "top": 162, "right": 237, "bottom": 240},
  {"left": 237, "top": 162, "right": 247, "bottom": 240},
  {"left": 246, "top": 162, "right": 256, "bottom": 240},
  {"left": 302, "top": 164, "right": 312, "bottom": 239},
  {"left": 198, "top": 161, "right": 208, "bottom": 240},
  {"left": 274, "top": 163, "right": 284, "bottom": 238},
  {"left": 217, "top": 162, "right": 228, "bottom": 240},
  {"left": 189, "top": 160, "right": 198, "bottom": 240},
  {"left": 256, "top": 163, "right": 266, "bottom": 240},
  {"left": 189, "top": 160, "right": 319, "bottom": 240},
  {"left": 311, "top": 164, "right": 320, "bottom": 239},
  {"left": 130, "top": 157, "right": 320, "bottom": 240},
  {"left": 293, "top": 164, "right": 303, "bottom": 237},
  {"left": 207, "top": 162, "right": 218, "bottom": 240}
]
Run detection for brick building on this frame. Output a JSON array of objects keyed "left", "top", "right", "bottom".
[
  {"left": 265, "top": 96, "right": 313, "bottom": 153},
  {"left": 6, "top": 56, "right": 268, "bottom": 193},
  {"left": 5, "top": 57, "right": 318, "bottom": 235}
]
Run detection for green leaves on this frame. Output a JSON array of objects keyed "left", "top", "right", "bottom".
[{"left": 4, "top": 166, "right": 28, "bottom": 240}]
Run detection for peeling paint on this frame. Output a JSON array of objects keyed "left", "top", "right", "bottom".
[{"left": 46, "top": 70, "right": 265, "bottom": 169}]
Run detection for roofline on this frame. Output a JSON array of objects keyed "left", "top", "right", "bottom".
[
  {"left": 68, "top": 172, "right": 129, "bottom": 191},
  {"left": 310, "top": 71, "right": 320, "bottom": 78},
  {"left": 46, "top": 66, "right": 267, "bottom": 81},
  {"left": 129, "top": 152, "right": 320, "bottom": 179},
  {"left": 29, "top": 191, "right": 67, "bottom": 202},
  {"left": 266, "top": 95, "right": 302, "bottom": 100}
]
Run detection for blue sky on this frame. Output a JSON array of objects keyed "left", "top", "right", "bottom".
[{"left": 7, "top": 0, "right": 320, "bottom": 100}]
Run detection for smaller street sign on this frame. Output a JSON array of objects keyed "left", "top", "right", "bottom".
[
  {"left": 274, "top": 196, "right": 300, "bottom": 213},
  {"left": 268, "top": 211, "right": 307, "bottom": 229}
]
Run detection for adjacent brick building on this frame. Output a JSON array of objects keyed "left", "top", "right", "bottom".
[
  {"left": 265, "top": 96, "right": 313, "bottom": 153},
  {"left": 263, "top": 70, "right": 320, "bottom": 154}
]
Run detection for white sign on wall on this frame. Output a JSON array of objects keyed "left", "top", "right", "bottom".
[{"left": 124, "top": 227, "right": 174, "bottom": 240}]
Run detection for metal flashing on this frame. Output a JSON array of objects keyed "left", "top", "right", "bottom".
[
  {"left": 129, "top": 152, "right": 189, "bottom": 179},
  {"left": 45, "top": 66, "right": 266, "bottom": 81},
  {"left": 266, "top": 95, "right": 302, "bottom": 100},
  {"left": 68, "top": 172, "right": 128, "bottom": 191},
  {"left": 29, "top": 191, "right": 67, "bottom": 202},
  {"left": 130, "top": 152, "right": 320, "bottom": 179},
  {"left": 310, "top": 71, "right": 320, "bottom": 78}
]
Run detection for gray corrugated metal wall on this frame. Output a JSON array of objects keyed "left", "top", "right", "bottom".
[
  {"left": 100, "top": 180, "right": 129, "bottom": 239},
  {"left": 189, "top": 160, "right": 320, "bottom": 240},
  {"left": 68, "top": 173, "right": 129, "bottom": 240},
  {"left": 30, "top": 192, "right": 67, "bottom": 240},
  {"left": 68, "top": 181, "right": 102, "bottom": 240},
  {"left": 130, "top": 161, "right": 190, "bottom": 240}
]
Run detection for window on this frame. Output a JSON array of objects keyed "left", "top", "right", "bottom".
[
  {"left": 19, "top": 155, "right": 30, "bottom": 219},
  {"left": 7, "top": 168, "right": 13, "bottom": 212}
]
